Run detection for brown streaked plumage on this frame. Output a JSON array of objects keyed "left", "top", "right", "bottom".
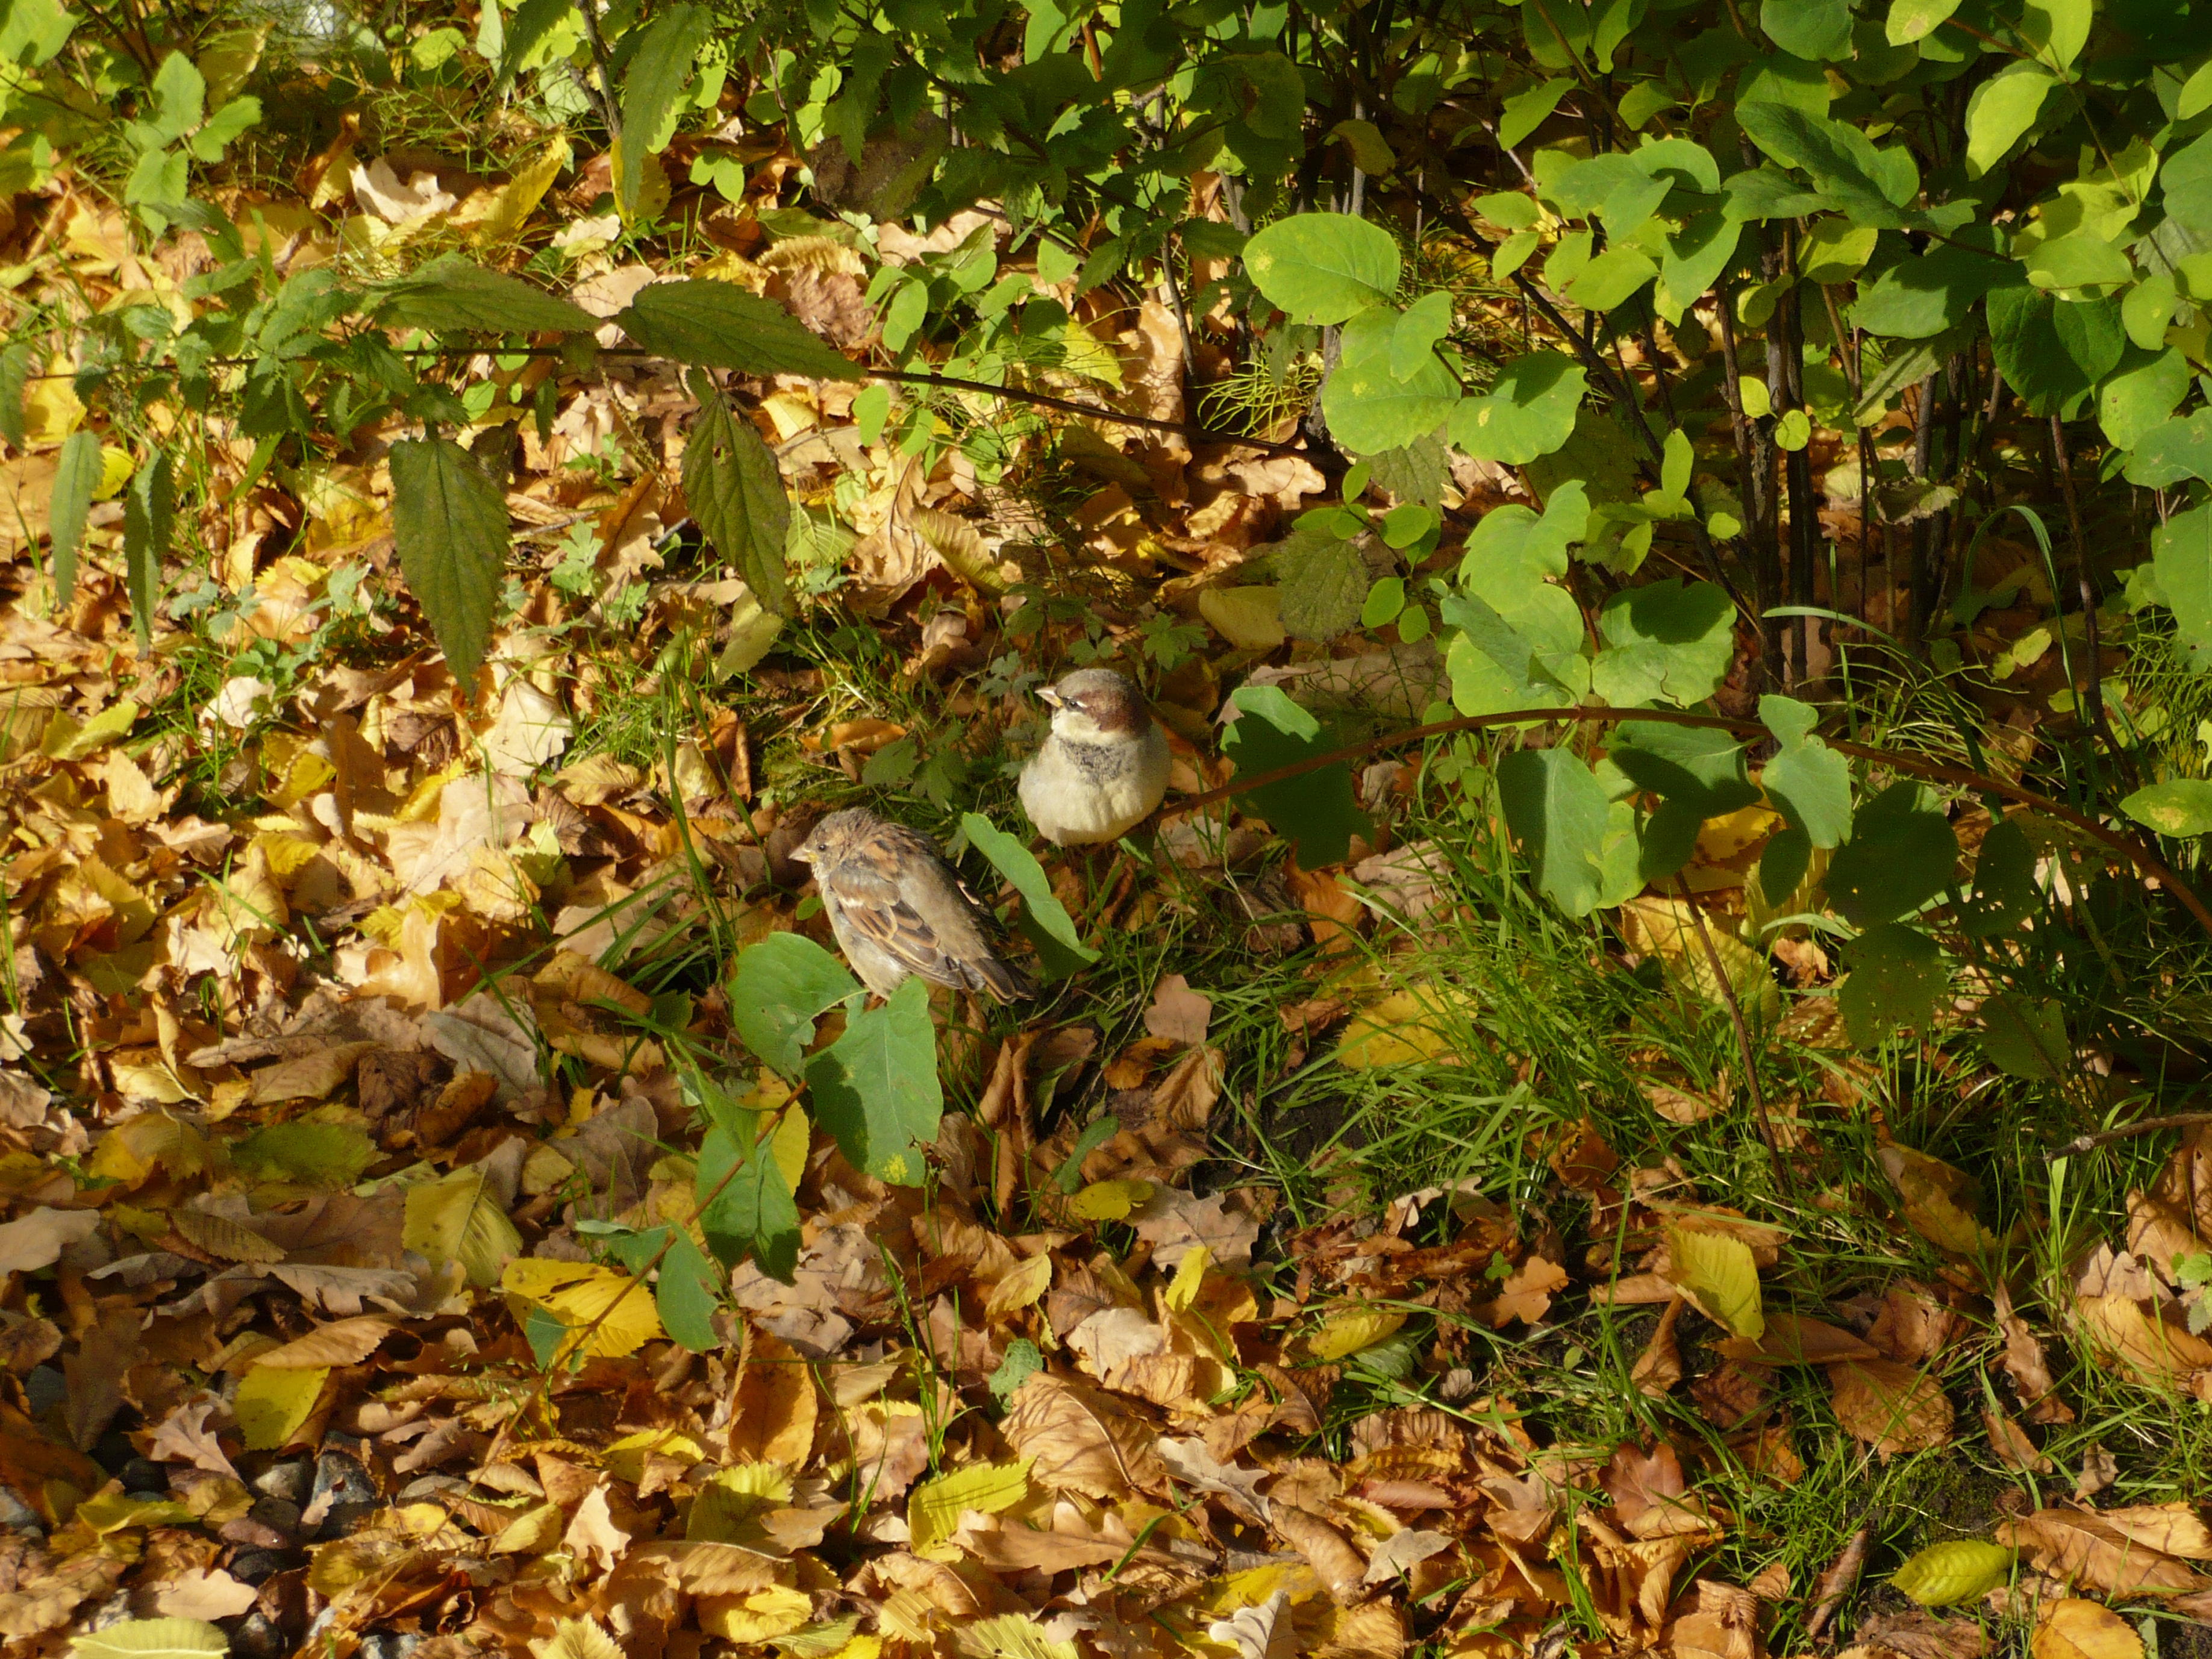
[{"left": 790, "top": 808, "right": 1034, "bottom": 1001}]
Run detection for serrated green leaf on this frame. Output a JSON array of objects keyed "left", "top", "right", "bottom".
[
  {"left": 1841, "top": 922, "right": 1948, "bottom": 1046},
  {"left": 617, "top": 279, "right": 862, "bottom": 380},
  {"left": 1273, "top": 528, "right": 1370, "bottom": 640},
  {"left": 1242, "top": 213, "right": 1400, "bottom": 324},
  {"left": 1890, "top": 1541, "right": 2013, "bottom": 1606},
  {"left": 375, "top": 253, "right": 598, "bottom": 335},
  {"left": 122, "top": 451, "right": 172, "bottom": 652},
  {"left": 389, "top": 436, "right": 508, "bottom": 691},
  {"left": 683, "top": 387, "right": 793, "bottom": 616},
  {"left": 496, "top": 0, "right": 576, "bottom": 85},
  {"left": 48, "top": 430, "right": 101, "bottom": 607},
  {"left": 961, "top": 811, "right": 1098, "bottom": 965},
  {"left": 1664, "top": 1225, "right": 1763, "bottom": 1339},
  {"left": 726, "top": 933, "right": 860, "bottom": 1075},
  {"left": 806, "top": 978, "right": 941, "bottom": 1185},
  {"left": 1498, "top": 747, "right": 1612, "bottom": 917},
  {"left": 619, "top": 4, "right": 713, "bottom": 216}
]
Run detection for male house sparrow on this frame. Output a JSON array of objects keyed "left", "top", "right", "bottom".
[
  {"left": 790, "top": 808, "right": 1033, "bottom": 1001},
  {"left": 1019, "top": 668, "right": 1172, "bottom": 846}
]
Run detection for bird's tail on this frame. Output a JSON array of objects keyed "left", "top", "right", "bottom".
[{"left": 973, "top": 953, "right": 1037, "bottom": 1002}]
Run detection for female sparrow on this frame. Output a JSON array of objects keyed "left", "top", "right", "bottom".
[
  {"left": 1019, "top": 668, "right": 1172, "bottom": 846},
  {"left": 790, "top": 808, "right": 1033, "bottom": 1001}
]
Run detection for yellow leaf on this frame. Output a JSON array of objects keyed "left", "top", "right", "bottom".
[
  {"left": 43, "top": 699, "right": 139, "bottom": 761},
  {"left": 492, "top": 1501, "right": 565, "bottom": 1555},
  {"left": 457, "top": 136, "right": 573, "bottom": 243},
  {"left": 536, "top": 1265, "right": 664, "bottom": 1357},
  {"left": 1198, "top": 586, "right": 1287, "bottom": 652},
  {"left": 1664, "top": 1225, "right": 1764, "bottom": 1340},
  {"left": 983, "top": 1253, "right": 1052, "bottom": 1320},
  {"left": 69, "top": 1618, "right": 228, "bottom": 1659},
  {"left": 770, "top": 1104, "right": 810, "bottom": 1195},
  {"left": 234, "top": 1363, "right": 328, "bottom": 1450},
  {"left": 1305, "top": 1305, "right": 1406, "bottom": 1362},
  {"left": 410, "top": 1164, "right": 525, "bottom": 1287},
  {"left": 530, "top": 1617, "right": 624, "bottom": 1659},
  {"left": 604, "top": 1429, "right": 704, "bottom": 1483},
  {"left": 908, "top": 1458, "right": 1033, "bottom": 1557},
  {"left": 95, "top": 446, "right": 133, "bottom": 500},
  {"left": 499, "top": 1257, "right": 597, "bottom": 1299},
  {"left": 1164, "top": 1245, "right": 1210, "bottom": 1314},
  {"left": 1332, "top": 984, "right": 1475, "bottom": 1069},
  {"left": 700, "top": 1587, "right": 813, "bottom": 1643},
  {"left": 23, "top": 369, "right": 84, "bottom": 445},
  {"left": 955, "top": 1614, "right": 1081, "bottom": 1659},
  {"left": 2035, "top": 1599, "right": 2143, "bottom": 1659},
  {"left": 1067, "top": 1179, "right": 1152, "bottom": 1221}
]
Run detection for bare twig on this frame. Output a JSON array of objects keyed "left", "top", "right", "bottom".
[{"left": 2049, "top": 1110, "right": 2212, "bottom": 1160}]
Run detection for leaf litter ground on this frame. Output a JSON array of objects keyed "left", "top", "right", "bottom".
[{"left": 4, "top": 128, "right": 2212, "bottom": 1659}]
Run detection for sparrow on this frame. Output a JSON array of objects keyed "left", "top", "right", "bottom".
[
  {"left": 1019, "top": 668, "right": 1173, "bottom": 847},
  {"left": 790, "top": 808, "right": 1034, "bottom": 1001}
]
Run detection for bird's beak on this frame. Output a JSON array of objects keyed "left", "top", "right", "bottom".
[
  {"left": 790, "top": 845, "right": 813, "bottom": 864},
  {"left": 1037, "top": 687, "right": 1061, "bottom": 708}
]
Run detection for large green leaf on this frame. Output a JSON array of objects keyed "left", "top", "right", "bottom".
[
  {"left": 1822, "top": 782, "right": 1958, "bottom": 925},
  {"left": 1220, "top": 684, "right": 1370, "bottom": 868},
  {"left": 617, "top": 279, "right": 863, "bottom": 380},
  {"left": 1609, "top": 723, "right": 1760, "bottom": 818},
  {"left": 47, "top": 430, "right": 100, "bottom": 607},
  {"left": 1957, "top": 817, "right": 2042, "bottom": 937},
  {"left": 389, "top": 436, "right": 508, "bottom": 690},
  {"left": 2098, "top": 346, "right": 2189, "bottom": 450},
  {"left": 1498, "top": 746, "right": 1612, "bottom": 917},
  {"left": 1852, "top": 243, "right": 2013, "bottom": 339},
  {"left": 1561, "top": 246, "right": 1659, "bottom": 311},
  {"left": 2120, "top": 779, "right": 2212, "bottom": 838},
  {"left": 1986, "top": 286, "right": 2123, "bottom": 418},
  {"left": 1964, "top": 61, "right": 2056, "bottom": 177},
  {"left": 1589, "top": 578, "right": 1734, "bottom": 707},
  {"left": 805, "top": 976, "right": 943, "bottom": 1185},
  {"left": 1981, "top": 993, "right": 2068, "bottom": 1080},
  {"left": 2152, "top": 505, "right": 2212, "bottom": 670},
  {"left": 726, "top": 932, "right": 861, "bottom": 1075},
  {"left": 1761, "top": 0, "right": 1852, "bottom": 60},
  {"left": 1242, "top": 213, "right": 1400, "bottom": 324},
  {"left": 2163, "top": 131, "right": 2212, "bottom": 242},
  {"left": 961, "top": 811, "right": 1098, "bottom": 968},
  {"left": 1448, "top": 351, "right": 1586, "bottom": 463},
  {"left": 696, "top": 1116, "right": 801, "bottom": 1279},
  {"left": 1322, "top": 349, "right": 1461, "bottom": 454},
  {"left": 123, "top": 449, "right": 172, "bottom": 652},
  {"left": 2120, "top": 408, "right": 2212, "bottom": 490},
  {"left": 683, "top": 387, "right": 793, "bottom": 616},
  {"left": 1886, "top": 0, "right": 1961, "bottom": 42},
  {"left": 0, "top": 341, "right": 29, "bottom": 450},
  {"left": 374, "top": 253, "right": 598, "bottom": 335},
  {"left": 619, "top": 4, "right": 713, "bottom": 215},
  {"left": 604, "top": 1223, "right": 723, "bottom": 1346},
  {"left": 1762, "top": 741, "right": 1852, "bottom": 846},
  {"left": 1840, "top": 922, "right": 1948, "bottom": 1046}
]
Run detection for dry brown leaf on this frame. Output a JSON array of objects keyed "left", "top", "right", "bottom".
[
  {"left": 1632, "top": 1298, "right": 1685, "bottom": 1398},
  {"left": 1001, "top": 1372, "right": 1165, "bottom": 1499},
  {"left": 1713, "top": 1313, "right": 1878, "bottom": 1366},
  {"left": 1143, "top": 974, "right": 1215, "bottom": 1047},
  {"left": 253, "top": 1314, "right": 392, "bottom": 1369},
  {"left": 1669, "top": 1578, "right": 1762, "bottom": 1659},
  {"left": 1825, "top": 1358, "right": 1953, "bottom": 1454},
  {"left": 1981, "top": 1406, "right": 2052, "bottom": 1473},
  {"left": 1998, "top": 1508, "right": 2208, "bottom": 1595}
]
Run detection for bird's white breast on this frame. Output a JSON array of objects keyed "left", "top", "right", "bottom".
[{"left": 1020, "top": 726, "right": 1171, "bottom": 845}]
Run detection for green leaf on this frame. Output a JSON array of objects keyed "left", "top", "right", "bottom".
[
  {"left": 1660, "top": 429, "right": 1693, "bottom": 501},
  {"left": 1242, "top": 213, "right": 1400, "bottom": 325},
  {"left": 683, "top": 387, "right": 793, "bottom": 616},
  {"left": 148, "top": 51, "right": 206, "bottom": 142},
  {"left": 1958, "top": 817, "right": 2041, "bottom": 937},
  {"left": 1323, "top": 348, "right": 1460, "bottom": 454},
  {"left": 1758, "top": 693, "right": 1819, "bottom": 749},
  {"left": 1890, "top": 1542, "right": 2014, "bottom": 1607},
  {"left": 1964, "top": 61, "right": 2057, "bottom": 178},
  {"left": 2165, "top": 132, "right": 2212, "bottom": 243},
  {"left": 619, "top": 4, "right": 713, "bottom": 216},
  {"left": 726, "top": 932, "right": 860, "bottom": 1075},
  {"left": 1590, "top": 578, "right": 1734, "bottom": 707},
  {"left": 2124, "top": 273, "right": 2179, "bottom": 351},
  {"left": 697, "top": 1117, "right": 801, "bottom": 1280},
  {"left": 961, "top": 811, "right": 1099, "bottom": 964},
  {"left": 1841, "top": 922, "right": 1947, "bottom": 1046},
  {"left": 2020, "top": 0, "right": 2089, "bottom": 69},
  {"left": 1221, "top": 685, "right": 1371, "bottom": 867},
  {"left": 1562, "top": 247, "right": 1658, "bottom": 312},
  {"left": 1761, "top": 0, "right": 1852, "bottom": 59},
  {"left": 1852, "top": 242, "right": 2013, "bottom": 339},
  {"left": 1500, "top": 77, "right": 1573, "bottom": 149},
  {"left": 1762, "top": 741, "right": 1853, "bottom": 846},
  {"left": 2122, "top": 409, "right": 2212, "bottom": 490},
  {"left": 2098, "top": 346, "right": 2189, "bottom": 450},
  {"left": 2152, "top": 505, "right": 2212, "bottom": 670},
  {"left": 1987, "top": 286, "right": 2123, "bottom": 419},
  {"left": 1822, "top": 782, "right": 1958, "bottom": 925},
  {"left": 2025, "top": 233, "right": 2131, "bottom": 293},
  {"left": 1801, "top": 219, "right": 1880, "bottom": 284},
  {"left": 374, "top": 252, "right": 598, "bottom": 335},
  {"left": 389, "top": 436, "right": 508, "bottom": 690},
  {"left": 805, "top": 977, "right": 943, "bottom": 1185},
  {"left": 1448, "top": 351, "right": 1586, "bottom": 463},
  {"left": 496, "top": 0, "right": 576, "bottom": 86},
  {"left": 122, "top": 449, "right": 172, "bottom": 652},
  {"left": 617, "top": 279, "right": 863, "bottom": 380},
  {"left": 1610, "top": 723, "right": 1760, "bottom": 820},
  {"left": 232, "top": 1120, "right": 376, "bottom": 1187},
  {"left": 48, "top": 430, "right": 100, "bottom": 607},
  {"left": 0, "top": 340, "right": 29, "bottom": 450},
  {"left": 1886, "top": 0, "right": 1960, "bottom": 43},
  {"left": 655, "top": 1226, "right": 724, "bottom": 1347},
  {"left": 1655, "top": 211, "right": 1742, "bottom": 317},
  {"left": 1361, "top": 576, "right": 1407, "bottom": 626},
  {"left": 1498, "top": 746, "right": 1612, "bottom": 917},
  {"left": 1274, "top": 528, "right": 1370, "bottom": 640},
  {"left": 71, "top": 1620, "right": 228, "bottom": 1659},
  {"left": 2120, "top": 778, "right": 2212, "bottom": 838},
  {"left": 1981, "top": 993, "right": 2069, "bottom": 1079},
  {"left": 1664, "top": 1225, "right": 1763, "bottom": 1339}
]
